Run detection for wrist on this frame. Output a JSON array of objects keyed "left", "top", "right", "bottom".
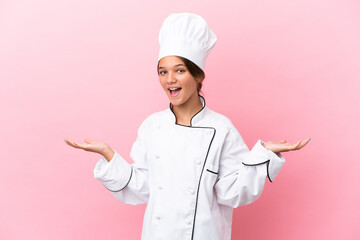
[{"left": 102, "top": 147, "right": 114, "bottom": 162}]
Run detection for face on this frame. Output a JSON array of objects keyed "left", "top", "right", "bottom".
[{"left": 158, "top": 56, "right": 199, "bottom": 107}]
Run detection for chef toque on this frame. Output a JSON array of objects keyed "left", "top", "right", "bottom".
[{"left": 158, "top": 13, "right": 217, "bottom": 71}]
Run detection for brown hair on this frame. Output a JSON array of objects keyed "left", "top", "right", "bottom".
[{"left": 157, "top": 56, "right": 205, "bottom": 93}]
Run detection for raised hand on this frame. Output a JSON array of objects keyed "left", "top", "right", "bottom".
[
  {"left": 263, "top": 138, "right": 311, "bottom": 154},
  {"left": 64, "top": 139, "right": 114, "bottom": 162}
]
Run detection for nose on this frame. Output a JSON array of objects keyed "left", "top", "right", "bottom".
[{"left": 167, "top": 72, "right": 177, "bottom": 84}]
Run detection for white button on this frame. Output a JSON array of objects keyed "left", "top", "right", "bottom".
[
  {"left": 157, "top": 125, "right": 161, "bottom": 129},
  {"left": 207, "top": 131, "right": 212, "bottom": 135},
  {"left": 196, "top": 158, "right": 202, "bottom": 165},
  {"left": 156, "top": 216, "right": 161, "bottom": 220},
  {"left": 158, "top": 186, "right": 162, "bottom": 190},
  {"left": 187, "top": 220, "right": 192, "bottom": 225},
  {"left": 189, "top": 189, "right": 196, "bottom": 195},
  {"left": 155, "top": 155, "right": 160, "bottom": 159}
]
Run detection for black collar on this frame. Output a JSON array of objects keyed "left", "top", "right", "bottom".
[{"left": 169, "top": 95, "right": 206, "bottom": 127}]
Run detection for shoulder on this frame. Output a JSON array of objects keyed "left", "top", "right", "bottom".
[
  {"left": 203, "top": 107, "right": 236, "bottom": 130},
  {"left": 203, "top": 107, "right": 245, "bottom": 143},
  {"left": 143, "top": 109, "right": 169, "bottom": 123},
  {"left": 134, "top": 109, "right": 168, "bottom": 138},
  {"left": 138, "top": 108, "right": 170, "bottom": 129}
]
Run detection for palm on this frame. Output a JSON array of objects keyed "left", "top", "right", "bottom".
[
  {"left": 263, "top": 138, "right": 310, "bottom": 153},
  {"left": 64, "top": 139, "right": 109, "bottom": 154}
]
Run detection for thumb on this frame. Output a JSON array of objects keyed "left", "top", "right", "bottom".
[
  {"left": 279, "top": 139, "right": 287, "bottom": 143},
  {"left": 84, "top": 139, "right": 95, "bottom": 144}
]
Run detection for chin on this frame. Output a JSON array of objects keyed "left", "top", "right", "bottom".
[
  {"left": 169, "top": 100, "right": 180, "bottom": 106},
  {"left": 168, "top": 98, "right": 184, "bottom": 106}
]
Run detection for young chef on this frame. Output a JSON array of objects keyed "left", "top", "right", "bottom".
[{"left": 65, "top": 12, "right": 310, "bottom": 240}]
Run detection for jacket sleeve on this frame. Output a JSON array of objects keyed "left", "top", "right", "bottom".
[
  {"left": 215, "top": 127, "right": 285, "bottom": 208},
  {"left": 93, "top": 120, "right": 150, "bottom": 205}
]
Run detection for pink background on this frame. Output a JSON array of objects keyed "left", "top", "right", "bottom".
[{"left": 1, "top": 0, "right": 359, "bottom": 239}]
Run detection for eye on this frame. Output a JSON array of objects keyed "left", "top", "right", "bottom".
[
  {"left": 177, "top": 69, "right": 185, "bottom": 73},
  {"left": 159, "top": 71, "right": 167, "bottom": 75}
]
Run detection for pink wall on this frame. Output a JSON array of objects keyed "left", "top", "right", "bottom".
[{"left": 1, "top": 0, "right": 359, "bottom": 239}]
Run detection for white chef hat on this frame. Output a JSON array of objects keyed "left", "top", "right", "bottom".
[{"left": 158, "top": 13, "right": 217, "bottom": 71}]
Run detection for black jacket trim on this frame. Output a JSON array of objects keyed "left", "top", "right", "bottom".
[
  {"left": 169, "top": 95, "right": 206, "bottom": 127},
  {"left": 191, "top": 127, "right": 216, "bottom": 240},
  {"left": 168, "top": 95, "right": 216, "bottom": 240},
  {"left": 206, "top": 169, "right": 218, "bottom": 175},
  {"left": 105, "top": 166, "right": 134, "bottom": 192},
  {"left": 242, "top": 160, "right": 273, "bottom": 182}
]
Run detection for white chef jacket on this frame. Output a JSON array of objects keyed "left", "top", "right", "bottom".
[{"left": 94, "top": 96, "right": 285, "bottom": 240}]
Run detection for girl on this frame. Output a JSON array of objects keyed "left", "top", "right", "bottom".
[{"left": 65, "top": 13, "right": 309, "bottom": 240}]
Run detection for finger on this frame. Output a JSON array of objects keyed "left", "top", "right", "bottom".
[
  {"left": 65, "top": 139, "right": 86, "bottom": 149},
  {"left": 279, "top": 139, "right": 287, "bottom": 143},
  {"left": 290, "top": 140, "right": 301, "bottom": 150},
  {"left": 297, "top": 138, "right": 311, "bottom": 149},
  {"left": 64, "top": 139, "right": 76, "bottom": 147},
  {"left": 69, "top": 141, "right": 82, "bottom": 148}
]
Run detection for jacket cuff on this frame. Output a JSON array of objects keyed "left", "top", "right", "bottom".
[
  {"left": 94, "top": 151, "right": 133, "bottom": 192},
  {"left": 242, "top": 139, "right": 285, "bottom": 182}
]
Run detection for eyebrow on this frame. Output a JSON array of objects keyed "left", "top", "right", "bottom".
[{"left": 158, "top": 64, "right": 185, "bottom": 69}]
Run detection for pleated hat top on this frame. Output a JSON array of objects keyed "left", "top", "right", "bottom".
[{"left": 158, "top": 13, "right": 217, "bottom": 71}]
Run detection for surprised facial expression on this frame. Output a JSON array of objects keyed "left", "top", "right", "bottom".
[{"left": 158, "top": 56, "right": 199, "bottom": 107}]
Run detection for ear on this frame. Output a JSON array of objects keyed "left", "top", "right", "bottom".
[
  {"left": 196, "top": 76, "right": 204, "bottom": 84},
  {"left": 195, "top": 77, "right": 204, "bottom": 93}
]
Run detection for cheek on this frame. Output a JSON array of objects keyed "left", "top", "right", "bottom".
[
  {"left": 188, "top": 79, "right": 198, "bottom": 91},
  {"left": 182, "top": 75, "right": 197, "bottom": 89}
]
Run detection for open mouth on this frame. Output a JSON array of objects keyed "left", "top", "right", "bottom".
[{"left": 169, "top": 87, "right": 182, "bottom": 97}]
